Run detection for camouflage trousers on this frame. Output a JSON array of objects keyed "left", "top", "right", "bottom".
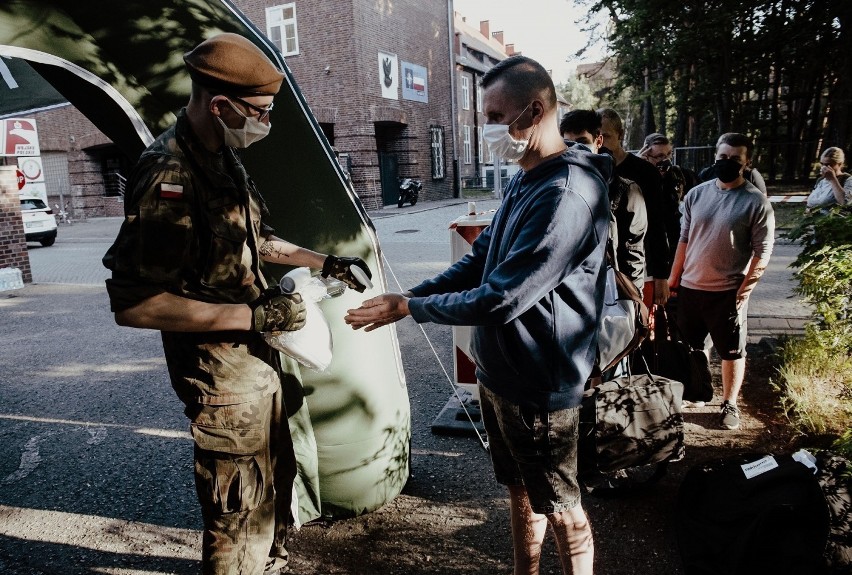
[{"left": 188, "top": 384, "right": 296, "bottom": 575}]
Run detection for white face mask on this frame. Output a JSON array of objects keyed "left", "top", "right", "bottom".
[
  {"left": 482, "top": 102, "right": 533, "bottom": 161},
  {"left": 217, "top": 100, "right": 271, "bottom": 148}
]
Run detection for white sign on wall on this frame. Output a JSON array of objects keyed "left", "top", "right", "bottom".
[{"left": 378, "top": 52, "right": 398, "bottom": 100}]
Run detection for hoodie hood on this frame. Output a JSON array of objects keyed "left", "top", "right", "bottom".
[{"left": 562, "top": 140, "right": 615, "bottom": 185}]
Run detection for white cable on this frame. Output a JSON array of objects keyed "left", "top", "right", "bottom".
[{"left": 381, "top": 253, "right": 489, "bottom": 451}]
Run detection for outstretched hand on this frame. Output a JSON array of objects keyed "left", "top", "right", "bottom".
[{"left": 345, "top": 293, "right": 410, "bottom": 332}]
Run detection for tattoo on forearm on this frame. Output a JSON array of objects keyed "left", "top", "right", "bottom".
[{"left": 259, "top": 240, "right": 290, "bottom": 260}]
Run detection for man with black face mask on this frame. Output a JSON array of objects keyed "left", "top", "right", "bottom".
[
  {"left": 697, "top": 134, "right": 767, "bottom": 195},
  {"left": 667, "top": 133, "right": 775, "bottom": 431}
]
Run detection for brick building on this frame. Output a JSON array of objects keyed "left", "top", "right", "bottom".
[
  {"left": 452, "top": 14, "right": 514, "bottom": 189},
  {"left": 235, "top": 0, "right": 457, "bottom": 208},
  {"left": 1, "top": 0, "right": 460, "bottom": 216}
]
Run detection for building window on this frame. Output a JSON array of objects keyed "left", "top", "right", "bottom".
[
  {"left": 476, "top": 81, "right": 483, "bottom": 114},
  {"left": 460, "top": 75, "right": 470, "bottom": 111},
  {"left": 477, "top": 127, "right": 483, "bottom": 165},
  {"left": 430, "top": 126, "right": 445, "bottom": 180},
  {"left": 463, "top": 126, "right": 472, "bottom": 165},
  {"left": 266, "top": 4, "right": 299, "bottom": 56}
]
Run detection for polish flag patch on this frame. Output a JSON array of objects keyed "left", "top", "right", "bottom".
[{"left": 159, "top": 182, "right": 184, "bottom": 199}]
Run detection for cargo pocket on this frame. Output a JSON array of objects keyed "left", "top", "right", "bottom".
[{"left": 191, "top": 405, "right": 269, "bottom": 515}]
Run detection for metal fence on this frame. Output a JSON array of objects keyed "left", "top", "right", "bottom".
[{"left": 672, "top": 142, "right": 822, "bottom": 184}]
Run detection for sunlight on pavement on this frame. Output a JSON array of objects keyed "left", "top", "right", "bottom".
[
  {"left": 92, "top": 569, "right": 176, "bottom": 575},
  {"left": 0, "top": 504, "right": 199, "bottom": 558},
  {"left": 0, "top": 414, "right": 191, "bottom": 440},
  {"left": 35, "top": 358, "right": 166, "bottom": 377}
]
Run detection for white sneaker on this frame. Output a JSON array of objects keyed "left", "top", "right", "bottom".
[{"left": 682, "top": 400, "right": 706, "bottom": 408}]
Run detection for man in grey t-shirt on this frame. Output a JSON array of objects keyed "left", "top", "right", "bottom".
[{"left": 668, "top": 133, "right": 775, "bottom": 430}]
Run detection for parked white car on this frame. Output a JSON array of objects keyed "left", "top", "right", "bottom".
[{"left": 20, "top": 195, "right": 58, "bottom": 246}]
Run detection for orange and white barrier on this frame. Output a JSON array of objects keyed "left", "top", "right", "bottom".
[{"left": 449, "top": 205, "right": 495, "bottom": 399}]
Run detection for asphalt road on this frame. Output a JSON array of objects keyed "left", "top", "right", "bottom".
[{"left": 0, "top": 201, "right": 810, "bottom": 575}]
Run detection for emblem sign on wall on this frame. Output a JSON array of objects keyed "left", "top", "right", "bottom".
[
  {"left": 378, "top": 51, "right": 398, "bottom": 100},
  {"left": 2, "top": 117, "right": 40, "bottom": 157}
]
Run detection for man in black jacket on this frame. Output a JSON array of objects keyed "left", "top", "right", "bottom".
[
  {"left": 598, "top": 108, "right": 671, "bottom": 308},
  {"left": 638, "top": 132, "right": 697, "bottom": 271},
  {"left": 561, "top": 109, "right": 647, "bottom": 292}
]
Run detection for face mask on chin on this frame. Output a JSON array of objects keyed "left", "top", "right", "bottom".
[
  {"left": 713, "top": 158, "right": 743, "bottom": 184},
  {"left": 482, "top": 103, "right": 533, "bottom": 161},
  {"left": 217, "top": 100, "right": 271, "bottom": 148}
]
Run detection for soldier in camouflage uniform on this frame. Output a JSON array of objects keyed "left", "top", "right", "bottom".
[{"left": 102, "top": 33, "right": 371, "bottom": 575}]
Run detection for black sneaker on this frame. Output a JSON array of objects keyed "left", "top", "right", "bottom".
[{"left": 719, "top": 401, "right": 740, "bottom": 430}]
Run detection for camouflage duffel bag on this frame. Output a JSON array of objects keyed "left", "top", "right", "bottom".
[{"left": 579, "top": 373, "right": 685, "bottom": 477}]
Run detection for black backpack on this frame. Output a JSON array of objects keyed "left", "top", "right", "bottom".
[{"left": 676, "top": 452, "right": 831, "bottom": 575}]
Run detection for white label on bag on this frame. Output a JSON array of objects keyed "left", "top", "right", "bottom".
[{"left": 741, "top": 455, "right": 779, "bottom": 479}]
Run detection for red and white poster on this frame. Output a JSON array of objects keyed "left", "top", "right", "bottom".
[{"left": 2, "top": 117, "right": 40, "bottom": 157}]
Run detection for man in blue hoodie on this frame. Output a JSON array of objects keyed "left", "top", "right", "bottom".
[{"left": 345, "top": 55, "right": 610, "bottom": 575}]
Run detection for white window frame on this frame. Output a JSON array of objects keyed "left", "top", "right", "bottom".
[
  {"left": 477, "top": 127, "right": 483, "bottom": 165},
  {"left": 430, "top": 126, "right": 445, "bottom": 180},
  {"left": 461, "top": 75, "right": 470, "bottom": 111},
  {"left": 476, "top": 81, "right": 483, "bottom": 114},
  {"left": 266, "top": 4, "right": 300, "bottom": 56},
  {"left": 463, "top": 125, "right": 472, "bottom": 165}
]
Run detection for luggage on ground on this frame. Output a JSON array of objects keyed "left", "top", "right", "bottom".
[
  {"left": 676, "top": 452, "right": 831, "bottom": 575},
  {"left": 579, "top": 373, "right": 684, "bottom": 487}
]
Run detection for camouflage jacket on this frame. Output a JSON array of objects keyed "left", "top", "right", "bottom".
[{"left": 103, "top": 109, "right": 283, "bottom": 405}]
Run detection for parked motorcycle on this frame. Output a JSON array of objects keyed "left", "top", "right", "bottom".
[{"left": 398, "top": 178, "right": 422, "bottom": 208}]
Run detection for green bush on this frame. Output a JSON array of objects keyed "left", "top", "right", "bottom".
[{"left": 778, "top": 207, "right": 852, "bottom": 457}]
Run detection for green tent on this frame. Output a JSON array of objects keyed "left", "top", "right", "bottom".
[
  {"left": 0, "top": 0, "right": 411, "bottom": 521},
  {"left": 0, "top": 56, "right": 67, "bottom": 116}
]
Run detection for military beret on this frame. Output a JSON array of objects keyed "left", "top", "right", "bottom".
[{"left": 183, "top": 33, "right": 284, "bottom": 96}]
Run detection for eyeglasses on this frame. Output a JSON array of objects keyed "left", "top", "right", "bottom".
[
  {"left": 227, "top": 95, "right": 274, "bottom": 121},
  {"left": 820, "top": 161, "right": 834, "bottom": 167},
  {"left": 647, "top": 153, "right": 671, "bottom": 162}
]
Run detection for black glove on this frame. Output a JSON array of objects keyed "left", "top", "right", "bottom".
[
  {"left": 321, "top": 255, "right": 372, "bottom": 292},
  {"left": 248, "top": 286, "right": 307, "bottom": 332}
]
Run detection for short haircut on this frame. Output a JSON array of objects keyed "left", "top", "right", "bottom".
[
  {"left": 560, "top": 109, "right": 601, "bottom": 137},
  {"left": 482, "top": 55, "right": 556, "bottom": 110},
  {"left": 715, "top": 132, "right": 754, "bottom": 160},
  {"left": 820, "top": 146, "right": 845, "bottom": 166},
  {"left": 596, "top": 108, "right": 624, "bottom": 139}
]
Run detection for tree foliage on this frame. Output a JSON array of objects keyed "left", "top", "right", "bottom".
[
  {"left": 556, "top": 75, "right": 596, "bottom": 111},
  {"left": 571, "top": 0, "right": 852, "bottom": 179}
]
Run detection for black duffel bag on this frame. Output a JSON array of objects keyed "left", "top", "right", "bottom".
[
  {"left": 677, "top": 452, "right": 831, "bottom": 575},
  {"left": 579, "top": 373, "right": 685, "bottom": 477},
  {"left": 636, "top": 306, "right": 713, "bottom": 403}
]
